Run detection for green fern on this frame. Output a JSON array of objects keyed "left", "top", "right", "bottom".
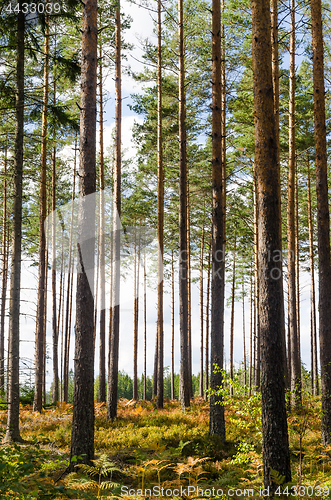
[
  {"left": 270, "top": 468, "right": 286, "bottom": 486},
  {"left": 72, "top": 454, "right": 123, "bottom": 499}
]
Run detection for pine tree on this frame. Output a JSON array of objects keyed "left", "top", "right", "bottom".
[
  {"left": 70, "top": 0, "right": 97, "bottom": 465},
  {"left": 251, "top": 0, "right": 291, "bottom": 488}
]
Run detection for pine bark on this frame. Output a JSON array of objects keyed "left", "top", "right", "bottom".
[
  {"left": 0, "top": 137, "right": 8, "bottom": 392},
  {"left": 144, "top": 250, "right": 147, "bottom": 400},
  {"left": 34, "top": 17, "right": 49, "bottom": 412},
  {"left": 209, "top": 0, "right": 225, "bottom": 439},
  {"left": 63, "top": 151, "right": 76, "bottom": 403},
  {"left": 199, "top": 210, "right": 205, "bottom": 398},
  {"left": 242, "top": 280, "right": 246, "bottom": 390},
  {"left": 156, "top": 0, "right": 164, "bottom": 408},
  {"left": 252, "top": 0, "right": 291, "bottom": 487},
  {"left": 98, "top": 40, "right": 106, "bottom": 403},
  {"left": 271, "top": 0, "right": 288, "bottom": 391},
  {"left": 253, "top": 170, "right": 260, "bottom": 389},
  {"left": 171, "top": 250, "right": 175, "bottom": 400},
  {"left": 107, "top": 1, "right": 121, "bottom": 420},
  {"left": 311, "top": 0, "right": 331, "bottom": 443},
  {"left": 4, "top": 5, "right": 24, "bottom": 443},
  {"left": 70, "top": 0, "right": 97, "bottom": 464},
  {"left": 178, "top": 0, "right": 190, "bottom": 409},
  {"left": 133, "top": 227, "right": 140, "bottom": 401},
  {"left": 230, "top": 234, "right": 236, "bottom": 396},
  {"left": 51, "top": 69, "right": 59, "bottom": 404},
  {"left": 307, "top": 156, "right": 318, "bottom": 396},
  {"left": 205, "top": 236, "right": 211, "bottom": 401},
  {"left": 249, "top": 262, "right": 253, "bottom": 395}
]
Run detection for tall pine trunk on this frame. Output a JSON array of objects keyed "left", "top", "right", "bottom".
[
  {"left": 156, "top": 0, "right": 164, "bottom": 408},
  {"left": 311, "top": 0, "right": 331, "bottom": 443},
  {"left": 34, "top": 17, "right": 49, "bottom": 412},
  {"left": 98, "top": 40, "right": 106, "bottom": 403},
  {"left": 178, "top": 0, "right": 190, "bottom": 409},
  {"left": 0, "top": 137, "right": 8, "bottom": 392},
  {"left": 229, "top": 234, "right": 236, "bottom": 396},
  {"left": 307, "top": 156, "right": 318, "bottom": 396},
  {"left": 51, "top": 59, "right": 59, "bottom": 404},
  {"left": 205, "top": 235, "right": 211, "bottom": 401},
  {"left": 209, "top": 0, "right": 225, "bottom": 439},
  {"left": 70, "top": 0, "right": 97, "bottom": 465},
  {"left": 144, "top": 250, "right": 147, "bottom": 400},
  {"left": 242, "top": 280, "right": 246, "bottom": 390},
  {"left": 133, "top": 227, "right": 140, "bottom": 401},
  {"left": 107, "top": 1, "right": 121, "bottom": 420},
  {"left": 4, "top": 4, "right": 24, "bottom": 443},
  {"left": 253, "top": 169, "right": 260, "bottom": 389},
  {"left": 251, "top": 0, "right": 291, "bottom": 487},
  {"left": 199, "top": 209, "right": 205, "bottom": 398},
  {"left": 171, "top": 250, "right": 175, "bottom": 400}
]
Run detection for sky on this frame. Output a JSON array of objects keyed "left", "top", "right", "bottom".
[{"left": 9, "top": 0, "right": 317, "bottom": 392}]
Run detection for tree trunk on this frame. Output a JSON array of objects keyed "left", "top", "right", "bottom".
[
  {"left": 171, "top": 249, "right": 175, "bottom": 400},
  {"left": 98, "top": 40, "right": 106, "bottom": 404},
  {"left": 144, "top": 250, "right": 147, "bottom": 400},
  {"left": 51, "top": 68, "right": 59, "bottom": 405},
  {"left": 178, "top": 0, "right": 190, "bottom": 409},
  {"left": 287, "top": 0, "right": 301, "bottom": 407},
  {"left": 230, "top": 233, "right": 236, "bottom": 396},
  {"left": 249, "top": 262, "right": 253, "bottom": 396},
  {"left": 295, "top": 169, "right": 300, "bottom": 361},
  {"left": 63, "top": 152, "right": 77, "bottom": 403},
  {"left": 209, "top": 0, "right": 225, "bottom": 439},
  {"left": 153, "top": 328, "right": 158, "bottom": 397},
  {"left": 4, "top": 5, "right": 24, "bottom": 443},
  {"left": 70, "top": 0, "right": 97, "bottom": 465},
  {"left": 205, "top": 235, "right": 211, "bottom": 401},
  {"left": 156, "top": 0, "right": 164, "bottom": 408},
  {"left": 199, "top": 207, "right": 205, "bottom": 398},
  {"left": 271, "top": 0, "right": 288, "bottom": 393},
  {"left": 186, "top": 180, "right": 193, "bottom": 399},
  {"left": 307, "top": 155, "right": 318, "bottom": 396},
  {"left": 221, "top": 0, "right": 226, "bottom": 244},
  {"left": 34, "top": 16, "right": 49, "bottom": 412},
  {"left": 0, "top": 136, "right": 8, "bottom": 392},
  {"left": 251, "top": 0, "right": 291, "bottom": 487},
  {"left": 310, "top": 0, "right": 331, "bottom": 444},
  {"left": 133, "top": 226, "right": 140, "bottom": 401},
  {"left": 242, "top": 280, "right": 246, "bottom": 390},
  {"left": 107, "top": 1, "right": 121, "bottom": 421},
  {"left": 253, "top": 170, "right": 260, "bottom": 389},
  {"left": 59, "top": 235, "right": 65, "bottom": 401}
]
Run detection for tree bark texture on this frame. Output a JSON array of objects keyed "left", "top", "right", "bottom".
[
  {"left": 34, "top": 18, "right": 49, "bottom": 412},
  {"left": 209, "top": 0, "right": 225, "bottom": 439},
  {"left": 107, "top": 1, "right": 121, "bottom": 420},
  {"left": 156, "top": 0, "right": 164, "bottom": 408},
  {"left": 70, "top": 0, "right": 97, "bottom": 464},
  {"left": 178, "top": 0, "right": 190, "bottom": 409},
  {"left": 310, "top": 0, "right": 331, "bottom": 444},
  {"left": 4, "top": 5, "right": 24, "bottom": 443},
  {"left": 98, "top": 40, "right": 106, "bottom": 403},
  {"left": 251, "top": 0, "right": 291, "bottom": 487}
]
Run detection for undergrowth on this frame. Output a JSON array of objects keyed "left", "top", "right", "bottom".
[{"left": 0, "top": 394, "right": 330, "bottom": 499}]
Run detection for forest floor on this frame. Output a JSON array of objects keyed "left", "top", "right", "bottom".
[{"left": 0, "top": 393, "right": 330, "bottom": 499}]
